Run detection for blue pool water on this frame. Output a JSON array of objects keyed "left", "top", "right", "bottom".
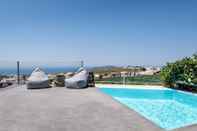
[{"left": 100, "top": 87, "right": 197, "bottom": 130}]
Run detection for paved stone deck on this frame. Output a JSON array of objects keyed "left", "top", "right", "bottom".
[{"left": 0, "top": 86, "right": 196, "bottom": 131}]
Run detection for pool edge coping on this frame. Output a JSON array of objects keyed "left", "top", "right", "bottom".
[{"left": 95, "top": 84, "right": 171, "bottom": 90}]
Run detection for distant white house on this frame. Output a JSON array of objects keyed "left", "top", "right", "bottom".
[
  {"left": 94, "top": 73, "right": 111, "bottom": 79},
  {"left": 137, "top": 67, "right": 161, "bottom": 75},
  {"left": 120, "top": 71, "right": 134, "bottom": 77},
  {"left": 94, "top": 73, "right": 100, "bottom": 79},
  {"left": 111, "top": 72, "right": 121, "bottom": 78}
]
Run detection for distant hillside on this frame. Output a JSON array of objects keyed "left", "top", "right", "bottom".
[{"left": 89, "top": 66, "right": 138, "bottom": 74}]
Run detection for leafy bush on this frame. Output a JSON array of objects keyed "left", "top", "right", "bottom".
[
  {"left": 160, "top": 65, "right": 172, "bottom": 86},
  {"left": 192, "top": 78, "right": 197, "bottom": 84},
  {"left": 160, "top": 53, "right": 197, "bottom": 87}
]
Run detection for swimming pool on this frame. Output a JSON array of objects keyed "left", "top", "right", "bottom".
[{"left": 100, "top": 87, "right": 197, "bottom": 130}]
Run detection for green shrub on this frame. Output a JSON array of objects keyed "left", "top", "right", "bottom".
[
  {"left": 192, "top": 78, "right": 197, "bottom": 84},
  {"left": 160, "top": 53, "right": 197, "bottom": 87},
  {"left": 160, "top": 63, "right": 175, "bottom": 86}
]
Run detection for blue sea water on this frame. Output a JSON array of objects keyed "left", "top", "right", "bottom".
[
  {"left": 0, "top": 67, "right": 79, "bottom": 75},
  {"left": 100, "top": 88, "right": 197, "bottom": 130}
]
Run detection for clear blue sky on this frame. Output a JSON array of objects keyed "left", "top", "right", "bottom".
[{"left": 0, "top": 0, "right": 196, "bottom": 66}]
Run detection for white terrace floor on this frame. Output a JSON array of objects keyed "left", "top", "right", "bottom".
[{"left": 0, "top": 85, "right": 196, "bottom": 131}]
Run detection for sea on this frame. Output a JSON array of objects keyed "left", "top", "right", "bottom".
[{"left": 0, "top": 67, "right": 79, "bottom": 76}]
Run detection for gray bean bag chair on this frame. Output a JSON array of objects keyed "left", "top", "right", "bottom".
[
  {"left": 27, "top": 68, "right": 50, "bottom": 89},
  {"left": 65, "top": 68, "right": 88, "bottom": 89}
]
